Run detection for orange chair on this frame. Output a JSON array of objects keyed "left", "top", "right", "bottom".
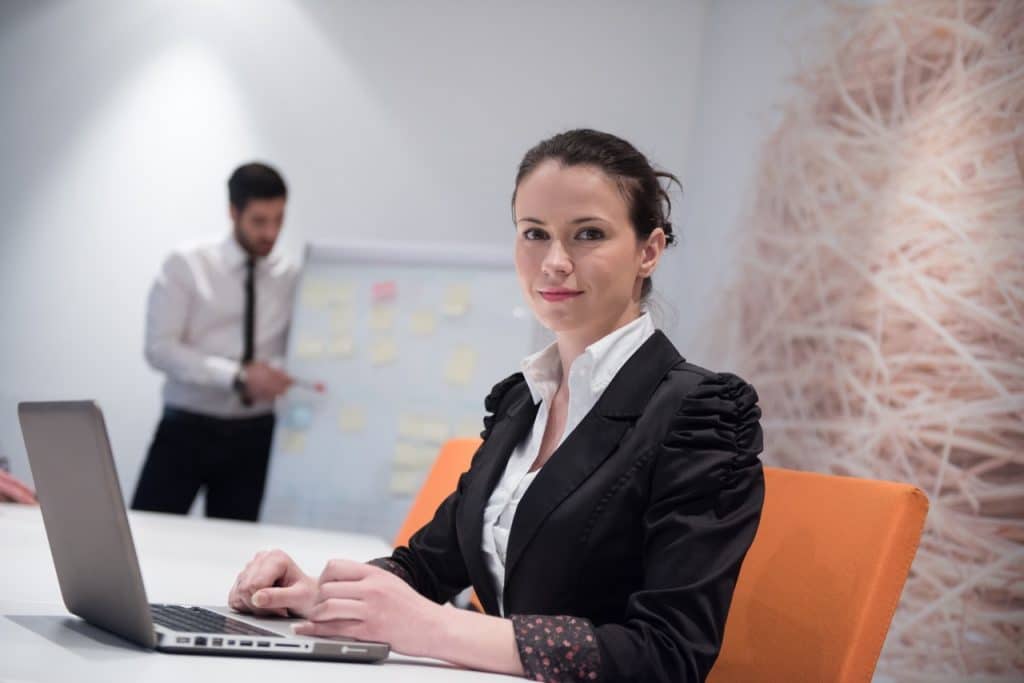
[
  {"left": 398, "top": 442, "right": 928, "bottom": 683},
  {"left": 393, "top": 438, "right": 484, "bottom": 612},
  {"left": 708, "top": 467, "right": 928, "bottom": 683},
  {"left": 393, "top": 437, "right": 482, "bottom": 549}
]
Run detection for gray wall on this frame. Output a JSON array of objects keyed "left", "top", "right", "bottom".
[
  {"left": 0, "top": 0, "right": 707, "bottom": 496},
  {"left": 676, "top": 0, "right": 839, "bottom": 365}
]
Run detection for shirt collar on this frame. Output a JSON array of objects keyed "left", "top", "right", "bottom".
[
  {"left": 220, "top": 234, "right": 250, "bottom": 271},
  {"left": 220, "top": 234, "right": 280, "bottom": 271},
  {"left": 520, "top": 342, "right": 561, "bottom": 405},
  {"left": 520, "top": 312, "right": 656, "bottom": 406}
]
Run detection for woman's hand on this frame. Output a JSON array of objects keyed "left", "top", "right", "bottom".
[
  {"left": 293, "top": 558, "right": 444, "bottom": 657},
  {"left": 228, "top": 549, "right": 317, "bottom": 618}
]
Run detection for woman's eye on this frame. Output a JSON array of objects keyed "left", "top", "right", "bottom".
[
  {"left": 523, "top": 228, "right": 548, "bottom": 240},
  {"left": 576, "top": 227, "right": 604, "bottom": 240}
]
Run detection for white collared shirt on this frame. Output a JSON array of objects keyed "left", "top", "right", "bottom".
[
  {"left": 481, "top": 313, "right": 656, "bottom": 614},
  {"left": 144, "top": 235, "right": 299, "bottom": 418}
]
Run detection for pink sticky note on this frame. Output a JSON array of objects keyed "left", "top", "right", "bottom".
[{"left": 372, "top": 280, "right": 397, "bottom": 302}]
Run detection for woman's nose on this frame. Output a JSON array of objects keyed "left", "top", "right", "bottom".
[{"left": 541, "top": 240, "right": 573, "bottom": 277}]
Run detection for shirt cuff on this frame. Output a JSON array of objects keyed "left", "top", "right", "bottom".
[
  {"left": 367, "top": 557, "right": 414, "bottom": 587},
  {"left": 204, "top": 356, "right": 242, "bottom": 389},
  {"left": 510, "top": 614, "right": 601, "bottom": 682}
]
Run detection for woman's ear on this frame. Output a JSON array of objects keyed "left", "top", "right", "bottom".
[{"left": 638, "top": 227, "right": 667, "bottom": 278}]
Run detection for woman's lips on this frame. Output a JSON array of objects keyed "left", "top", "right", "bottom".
[{"left": 539, "top": 289, "right": 583, "bottom": 302}]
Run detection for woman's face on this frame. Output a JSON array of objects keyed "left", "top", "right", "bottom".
[{"left": 513, "top": 160, "right": 664, "bottom": 341}]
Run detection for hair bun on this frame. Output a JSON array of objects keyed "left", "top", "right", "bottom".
[{"left": 662, "top": 221, "right": 676, "bottom": 245}]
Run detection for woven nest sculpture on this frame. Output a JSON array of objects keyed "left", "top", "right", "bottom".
[{"left": 713, "top": 1, "right": 1024, "bottom": 679}]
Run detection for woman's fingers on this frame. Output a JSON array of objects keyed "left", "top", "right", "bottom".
[
  {"left": 317, "top": 558, "right": 372, "bottom": 584},
  {"left": 235, "top": 552, "right": 266, "bottom": 599},
  {"left": 252, "top": 583, "right": 311, "bottom": 617},
  {"left": 231, "top": 554, "right": 374, "bottom": 620},
  {"left": 228, "top": 561, "right": 258, "bottom": 612},
  {"left": 307, "top": 597, "right": 367, "bottom": 623},
  {"left": 230, "top": 550, "right": 299, "bottom": 614},
  {"left": 316, "top": 579, "right": 363, "bottom": 602},
  {"left": 293, "top": 619, "right": 364, "bottom": 640}
]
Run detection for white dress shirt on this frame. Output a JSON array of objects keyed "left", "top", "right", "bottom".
[
  {"left": 144, "top": 235, "right": 299, "bottom": 418},
  {"left": 481, "top": 312, "right": 656, "bottom": 614}
]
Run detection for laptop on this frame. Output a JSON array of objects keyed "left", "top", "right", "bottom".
[{"left": 17, "top": 400, "right": 390, "bottom": 663}]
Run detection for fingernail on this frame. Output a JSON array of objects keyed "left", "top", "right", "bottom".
[{"left": 252, "top": 592, "right": 265, "bottom": 607}]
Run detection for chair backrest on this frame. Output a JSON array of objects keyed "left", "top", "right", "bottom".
[
  {"left": 396, "top": 443, "right": 928, "bottom": 683},
  {"left": 393, "top": 437, "right": 481, "bottom": 548},
  {"left": 708, "top": 467, "right": 928, "bottom": 683}
]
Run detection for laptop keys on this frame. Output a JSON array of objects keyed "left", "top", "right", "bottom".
[{"left": 150, "top": 604, "right": 280, "bottom": 637}]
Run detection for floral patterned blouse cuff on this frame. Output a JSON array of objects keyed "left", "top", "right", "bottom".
[
  {"left": 366, "top": 557, "right": 414, "bottom": 587},
  {"left": 511, "top": 614, "right": 601, "bottom": 682}
]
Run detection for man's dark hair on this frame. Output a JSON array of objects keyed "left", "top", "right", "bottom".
[{"left": 228, "top": 162, "right": 287, "bottom": 211}]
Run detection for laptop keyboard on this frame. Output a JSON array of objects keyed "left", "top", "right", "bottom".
[{"left": 150, "top": 604, "right": 281, "bottom": 636}]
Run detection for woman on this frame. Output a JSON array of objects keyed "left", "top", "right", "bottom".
[{"left": 228, "top": 129, "right": 765, "bottom": 682}]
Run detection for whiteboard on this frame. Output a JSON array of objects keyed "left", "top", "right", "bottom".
[{"left": 261, "top": 242, "right": 543, "bottom": 541}]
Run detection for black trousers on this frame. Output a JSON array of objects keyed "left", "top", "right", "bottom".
[{"left": 131, "top": 407, "right": 275, "bottom": 521}]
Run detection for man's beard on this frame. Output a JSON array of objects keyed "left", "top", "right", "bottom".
[{"left": 234, "top": 226, "right": 271, "bottom": 257}]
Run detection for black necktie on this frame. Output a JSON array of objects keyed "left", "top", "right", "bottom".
[
  {"left": 242, "top": 257, "right": 256, "bottom": 364},
  {"left": 240, "top": 257, "right": 255, "bottom": 405}
]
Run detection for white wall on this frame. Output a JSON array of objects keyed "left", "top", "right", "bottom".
[
  {"left": 674, "top": 0, "right": 832, "bottom": 364},
  {"left": 0, "top": 0, "right": 707, "bottom": 496}
]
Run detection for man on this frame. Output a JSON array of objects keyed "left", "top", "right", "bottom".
[{"left": 131, "top": 163, "right": 298, "bottom": 521}]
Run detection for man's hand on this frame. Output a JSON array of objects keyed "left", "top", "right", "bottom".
[
  {"left": 0, "top": 471, "right": 37, "bottom": 504},
  {"left": 228, "top": 549, "right": 317, "bottom": 618},
  {"left": 243, "top": 362, "right": 293, "bottom": 401}
]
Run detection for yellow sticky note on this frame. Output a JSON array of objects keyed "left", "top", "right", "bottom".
[
  {"left": 393, "top": 442, "right": 437, "bottom": 468},
  {"left": 441, "top": 283, "right": 471, "bottom": 317},
  {"left": 338, "top": 405, "right": 367, "bottom": 433},
  {"left": 280, "top": 430, "right": 306, "bottom": 454},
  {"left": 444, "top": 346, "right": 477, "bottom": 386},
  {"left": 398, "top": 414, "right": 421, "bottom": 440},
  {"left": 455, "top": 417, "right": 481, "bottom": 437},
  {"left": 371, "top": 337, "right": 398, "bottom": 365},
  {"left": 301, "top": 280, "right": 330, "bottom": 309},
  {"left": 295, "top": 337, "right": 326, "bottom": 359},
  {"left": 410, "top": 310, "right": 437, "bottom": 336},
  {"left": 330, "top": 309, "right": 355, "bottom": 334},
  {"left": 327, "top": 335, "right": 354, "bottom": 358},
  {"left": 397, "top": 415, "right": 448, "bottom": 443},
  {"left": 325, "top": 283, "right": 354, "bottom": 308},
  {"left": 370, "top": 305, "right": 395, "bottom": 332},
  {"left": 418, "top": 419, "right": 450, "bottom": 444},
  {"left": 389, "top": 469, "right": 421, "bottom": 496}
]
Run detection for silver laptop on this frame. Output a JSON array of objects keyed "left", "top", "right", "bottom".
[{"left": 18, "top": 400, "right": 390, "bottom": 663}]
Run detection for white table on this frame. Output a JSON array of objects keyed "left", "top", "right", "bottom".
[{"left": 0, "top": 504, "right": 515, "bottom": 682}]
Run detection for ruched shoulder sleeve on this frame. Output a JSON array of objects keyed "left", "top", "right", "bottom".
[
  {"left": 669, "top": 372, "right": 763, "bottom": 494},
  {"left": 510, "top": 372, "right": 765, "bottom": 683},
  {"left": 481, "top": 372, "right": 526, "bottom": 440}
]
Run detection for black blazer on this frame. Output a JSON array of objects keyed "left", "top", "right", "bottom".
[{"left": 389, "top": 331, "right": 765, "bottom": 682}]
